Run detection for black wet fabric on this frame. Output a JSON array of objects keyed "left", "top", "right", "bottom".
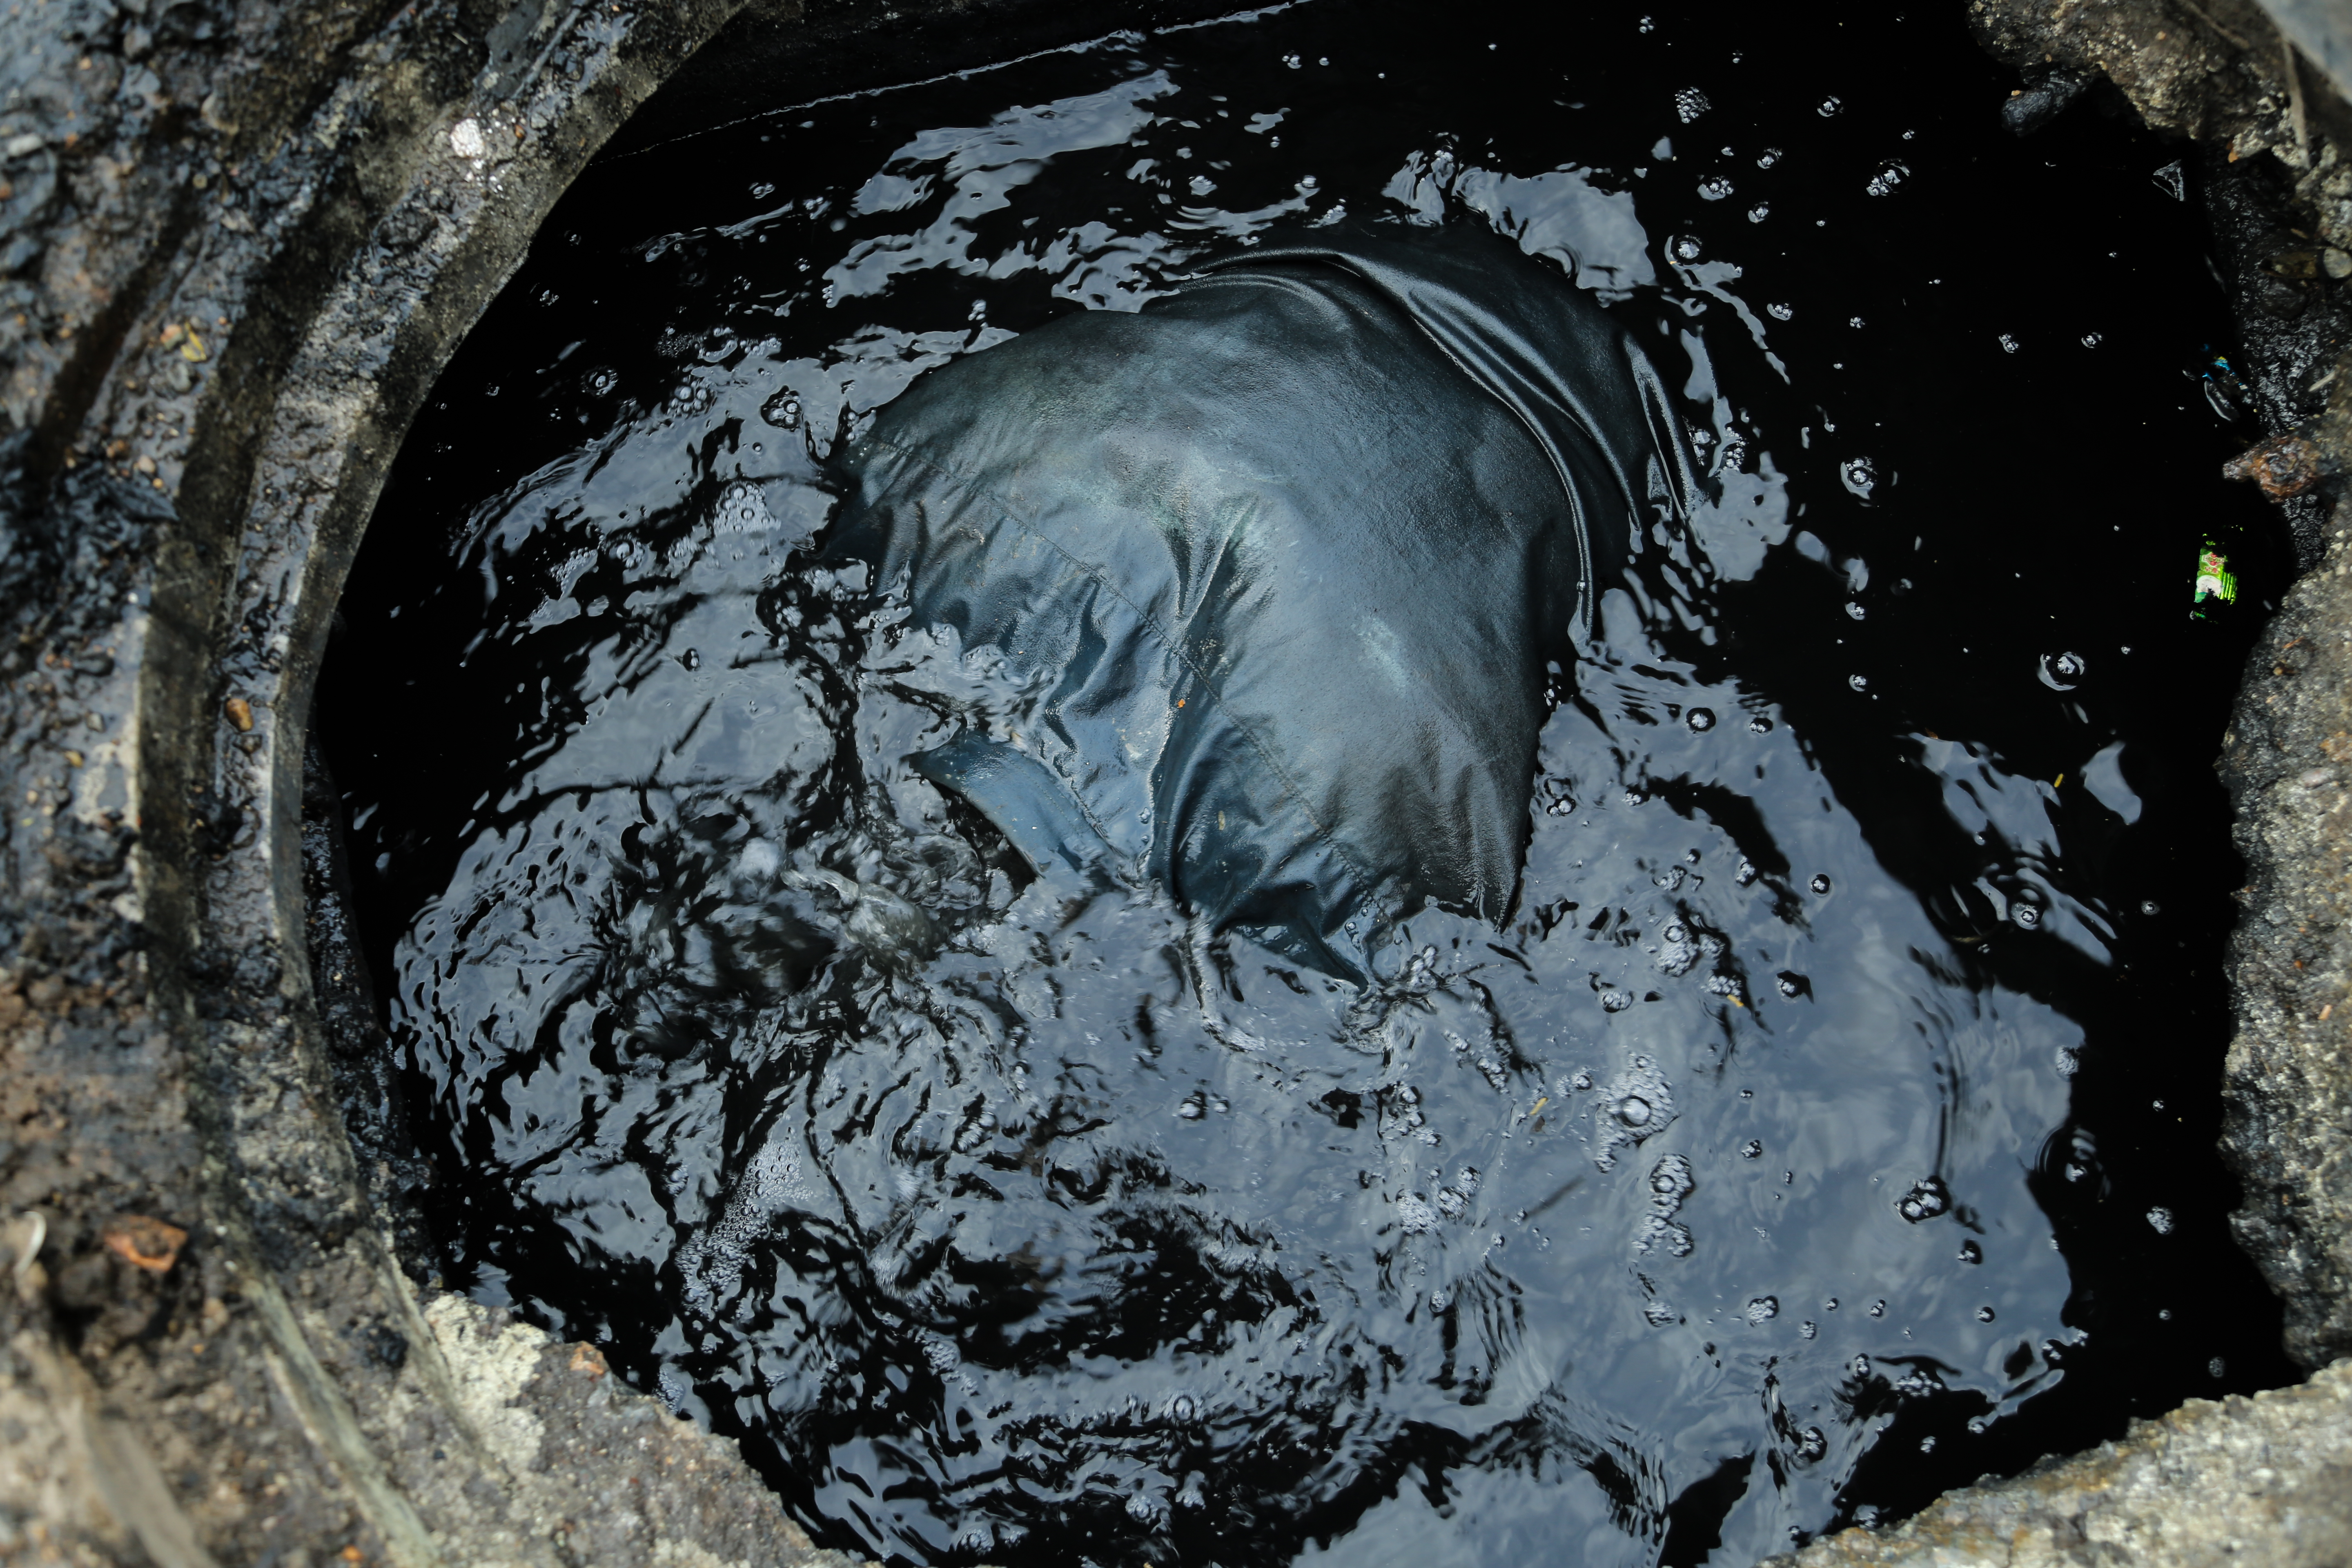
[{"left": 832, "top": 226, "right": 1697, "bottom": 976}]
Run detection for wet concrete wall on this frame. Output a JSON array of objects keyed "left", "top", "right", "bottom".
[
  {"left": 0, "top": 0, "right": 932, "bottom": 1560},
  {"left": 2, "top": 0, "right": 2350, "bottom": 1563}
]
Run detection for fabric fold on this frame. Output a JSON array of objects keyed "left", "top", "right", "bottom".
[{"left": 832, "top": 223, "right": 1697, "bottom": 977}]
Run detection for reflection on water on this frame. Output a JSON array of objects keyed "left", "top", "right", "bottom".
[{"left": 323, "top": 4, "right": 2293, "bottom": 1564}]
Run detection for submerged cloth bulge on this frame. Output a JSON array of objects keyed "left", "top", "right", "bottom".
[{"left": 830, "top": 226, "right": 1697, "bottom": 978}]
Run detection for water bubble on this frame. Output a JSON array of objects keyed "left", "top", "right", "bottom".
[
  {"left": 1670, "top": 234, "right": 1704, "bottom": 263},
  {"left": 1740, "top": 1140, "right": 1763, "bottom": 1159},
  {"left": 749, "top": 180, "right": 775, "bottom": 199},
  {"left": 1617, "top": 1096, "right": 1653, "bottom": 1127},
  {"left": 585, "top": 366, "right": 619, "bottom": 397},
  {"left": 1867, "top": 1300, "right": 1887, "bottom": 1318},
  {"left": 1600, "top": 988, "right": 1634, "bottom": 1013},
  {"left": 1747, "top": 715, "right": 1774, "bottom": 734},
  {"left": 1675, "top": 87, "right": 1711, "bottom": 122},
  {"left": 2011, "top": 902, "right": 2041, "bottom": 930},
  {"left": 1840, "top": 456, "right": 1877, "bottom": 497},
  {"left": 1746, "top": 1296, "right": 1778, "bottom": 1325},
  {"left": 2038, "top": 651, "right": 2086, "bottom": 690},
  {"left": 2147, "top": 1206, "right": 2176, "bottom": 1236},
  {"left": 1959, "top": 1240, "right": 1982, "bottom": 1265},
  {"left": 679, "top": 648, "right": 701, "bottom": 671},
  {"left": 1817, "top": 96, "right": 1844, "bottom": 116},
  {"left": 1999, "top": 333, "right": 2020, "bottom": 354},
  {"left": 1282, "top": 52, "right": 1301, "bottom": 67},
  {"left": 1809, "top": 874, "right": 1833, "bottom": 895},
  {"left": 1794, "top": 1426, "right": 1829, "bottom": 1463},
  {"left": 1851, "top": 1354, "right": 1872, "bottom": 1377},
  {"left": 1865, "top": 161, "right": 1909, "bottom": 197},
  {"left": 1698, "top": 175, "right": 1734, "bottom": 201},
  {"left": 1775, "top": 972, "right": 1808, "bottom": 998},
  {"left": 1757, "top": 147, "right": 1782, "bottom": 168},
  {"left": 2209, "top": 1356, "right": 2227, "bottom": 1378},
  {"left": 1176, "top": 1096, "right": 1205, "bottom": 1120},
  {"left": 1686, "top": 706, "right": 1716, "bottom": 731},
  {"left": 1800, "top": 1320, "right": 1817, "bottom": 1339},
  {"left": 1735, "top": 859, "right": 1759, "bottom": 886},
  {"left": 1639, "top": 14, "right": 1655, "bottom": 31},
  {"left": 1643, "top": 1301, "right": 1678, "bottom": 1326},
  {"left": 1747, "top": 204, "right": 1771, "bottom": 223},
  {"left": 1976, "top": 1306, "right": 1996, "bottom": 1322},
  {"left": 1849, "top": 674, "right": 1869, "bottom": 692},
  {"left": 1897, "top": 1176, "right": 1951, "bottom": 1223},
  {"left": 1766, "top": 302, "right": 1793, "bottom": 321},
  {"left": 2140, "top": 899, "right": 2160, "bottom": 916}
]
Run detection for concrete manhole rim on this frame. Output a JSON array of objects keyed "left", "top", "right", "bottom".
[{"left": 5, "top": 0, "right": 2351, "bottom": 1564}]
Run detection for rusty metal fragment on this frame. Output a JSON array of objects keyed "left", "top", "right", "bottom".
[
  {"left": 2224, "top": 431, "right": 2330, "bottom": 498},
  {"left": 100, "top": 1216, "right": 187, "bottom": 1274}
]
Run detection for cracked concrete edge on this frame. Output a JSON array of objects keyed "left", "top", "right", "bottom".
[{"left": 1766, "top": 1358, "right": 2352, "bottom": 1568}]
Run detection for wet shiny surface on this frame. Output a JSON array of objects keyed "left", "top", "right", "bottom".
[{"left": 322, "top": 4, "right": 2296, "bottom": 1564}]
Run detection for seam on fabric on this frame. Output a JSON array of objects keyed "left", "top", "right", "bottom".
[{"left": 860, "top": 433, "right": 1391, "bottom": 910}]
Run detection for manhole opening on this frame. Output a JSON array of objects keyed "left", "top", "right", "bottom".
[{"left": 313, "top": 4, "right": 2298, "bottom": 1562}]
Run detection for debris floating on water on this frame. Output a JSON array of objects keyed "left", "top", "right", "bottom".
[{"left": 2192, "top": 541, "right": 2239, "bottom": 617}]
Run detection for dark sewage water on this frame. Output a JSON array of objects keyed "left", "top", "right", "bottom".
[{"left": 318, "top": 3, "right": 2300, "bottom": 1564}]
